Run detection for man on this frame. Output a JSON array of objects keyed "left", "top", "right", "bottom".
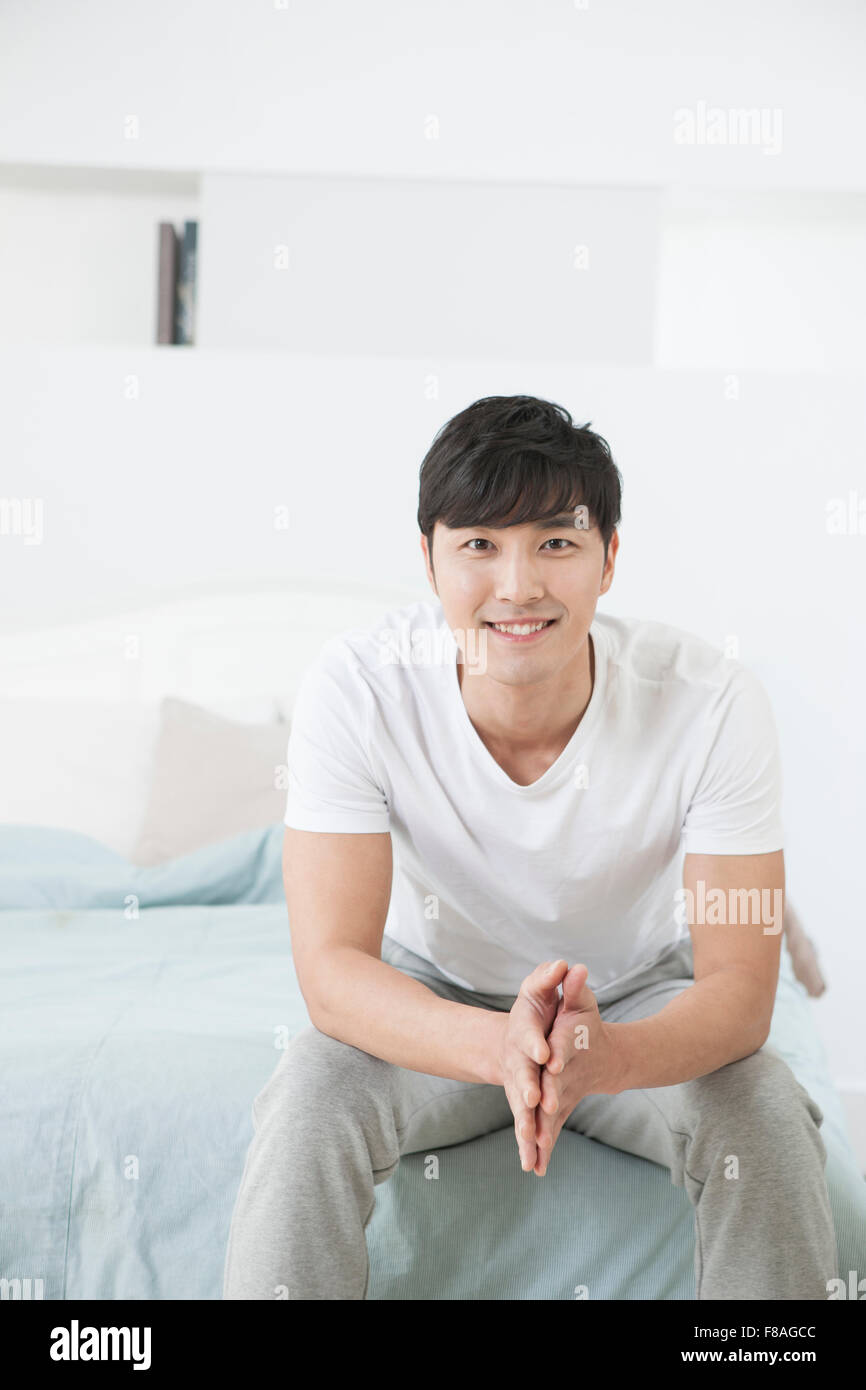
[{"left": 223, "top": 394, "right": 838, "bottom": 1301}]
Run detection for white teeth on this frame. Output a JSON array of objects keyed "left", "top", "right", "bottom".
[{"left": 491, "top": 621, "right": 549, "bottom": 635}]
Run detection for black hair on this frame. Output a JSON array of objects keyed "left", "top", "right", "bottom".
[{"left": 417, "top": 395, "right": 622, "bottom": 569}]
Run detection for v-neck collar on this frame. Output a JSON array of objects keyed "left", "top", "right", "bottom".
[{"left": 444, "top": 615, "right": 609, "bottom": 793}]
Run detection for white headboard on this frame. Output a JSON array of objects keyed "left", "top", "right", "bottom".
[
  {"left": 0, "top": 577, "right": 430, "bottom": 855},
  {"left": 0, "top": 576, "right": 430, "bottom": 707}
]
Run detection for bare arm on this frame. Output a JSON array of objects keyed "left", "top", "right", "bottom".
[
  {"left": 530, "top": 851, "right": 786, "bottom": 1176},
  {"left": 610, "top": 850, "right": 785, "bottom": 1091},
  {"left": 284, "top": 826, "right": 507, "bottom": 1085}
]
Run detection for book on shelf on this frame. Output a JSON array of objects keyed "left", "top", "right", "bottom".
[{"left": 156, "top": 220, "right": 198, "bottom": 345}]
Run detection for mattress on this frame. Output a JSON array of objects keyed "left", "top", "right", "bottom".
[{"left": 2, "top": 893, "right": 864, "bottom": 1300}]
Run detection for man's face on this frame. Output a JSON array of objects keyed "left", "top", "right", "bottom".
[{"left": 420, "top": 511, "right": 618, "bottom": 684}]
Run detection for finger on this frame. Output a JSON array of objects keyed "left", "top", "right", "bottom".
[
  {"left": 547, "top": 965, "right": 593, "bottom": 1075},
  {"left": 561, "top": 962, "right": 591, "bottom": 1012},
  {"left": 515, "top": 960, "right": 570, "bottom": 1063},
  {"left": 514, "top": 1105, "right": 537, "bottom": 1172},
  {"left": 534, "top": 1107, "right": 560, "bottom": 1177},
  {"left": 509, "top": 1008, "right": 550, "bottom": 1068},
  {"left": 524, "top": 958, "right": 569, "bottom": 998},
  {"left": 504, "top": 1081, "right": 538, "bottom": 1171},
  {"left": 545, "top": 1012, "right": 571, "bottom": 1076},
  {"left": 518, "top": 1116, "right": 537, "bottom": 1172},
  {"left": 546, "top": 1032, "right": 565, "bottom": 1076},
  {"left": 538, "top": 1066, "right": 560, "bottom": 1116},
  {"left": 504, "top": 1034, "right": 543, "bottom": 1106},
  {"left": 515, "top": 1055, "right": 541, "bottom": 1109},
  {"left": 518, "top": 1025, "right": 549, "bottom": 1068}
]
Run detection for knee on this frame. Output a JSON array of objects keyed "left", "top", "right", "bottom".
[
  {"left": 252, "top": 1024, "right": 394, "bottom": 1127},
  {"left": 691, "top": 1046, "right": 826, "bottom": 1157}
]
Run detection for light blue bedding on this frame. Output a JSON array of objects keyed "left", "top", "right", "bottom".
[
  {"left": 1, "top": 827, "right": 864, "bottom": 1300},
  {"left": 0, "top": 824, "right": 284, "bottom": 910}
]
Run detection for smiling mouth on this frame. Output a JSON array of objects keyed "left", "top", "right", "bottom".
[{"left": 483, "top": 618, "right": 557, "bottom": 642}]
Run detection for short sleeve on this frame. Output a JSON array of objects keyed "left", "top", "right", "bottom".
[
  {"left": 681, "top": 667, "right": 784, "bottom": 855},
  {"left": 283, "top": 646, "right": 391, "bottom": 834}
]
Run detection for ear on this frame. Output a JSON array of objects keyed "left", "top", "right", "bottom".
[
  {"left": 420, "top": 532, "right": 437, "bottom": 594},
  {"left": 599, "top": 528, "right": 619, "bottom": 596}
]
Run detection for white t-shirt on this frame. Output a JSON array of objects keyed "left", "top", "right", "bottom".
[{"left": 283, "top": 599, "right": 784, "bottom": 997}]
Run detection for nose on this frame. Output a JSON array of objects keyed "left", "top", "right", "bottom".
[{"left": 492, "top": 548, "right": 545, "bottom": 607}]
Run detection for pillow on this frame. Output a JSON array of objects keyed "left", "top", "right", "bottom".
[
  {"left": 129, "top": 698, "right": 289, "bottom": 866},
  {"left": 0, "top": 698, "right": 162, "bottom": 858},
  {"left": 0, "top": 825, "right": 128, "bottom": 868},
  {"left": 0, "top": 823, "right": 284, "bottom": 910},
  {"left": 0, "top": 695, "right": 286, "bottom": 860}
]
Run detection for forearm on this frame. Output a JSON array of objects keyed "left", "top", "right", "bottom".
[
  {"left": 608, "top": 968, "right": 771, "bottom": 1092},
  {"left": 307, "top": 946, "right": 506, "bottom": 1085}
]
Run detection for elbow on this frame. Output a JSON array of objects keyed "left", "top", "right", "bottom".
[
  {"left": 301, "top": 981, "right": 333, "bottom": 1034},
  {"left": 307, "top": 998, "right": 336, "bottom": 1035},
  {"left": 731, "top": 1005, "right": 772, "bottom": 1059},
  {"left": 744, "top": 979, "right": 776, "bottom": 1055},
  {"left": 293, "top": 967, "right": 329, "bottom": 1033},
  {"left": 294, "top": 945, "right": 370, "bottom": 1036},
  {"left": 296, "top": 958, "right": 345, "bottom": 1036},
  {"left": 751, "top": 1016, "right": 773, "bottom": 1054}
]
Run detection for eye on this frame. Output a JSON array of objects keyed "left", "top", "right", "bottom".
[{"left": 464, "top": 536, "right": 577, "bottom": 552}]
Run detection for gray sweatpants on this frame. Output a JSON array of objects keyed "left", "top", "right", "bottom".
[{"left": 222, "top": 934, "right": 839, "bottom": 1301}]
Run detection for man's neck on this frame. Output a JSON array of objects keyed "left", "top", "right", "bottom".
[{"left": 456, "top": 631, "right": 595, "bottom": 756}]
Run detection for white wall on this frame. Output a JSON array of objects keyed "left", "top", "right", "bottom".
[
  {"left": 4, "top": 170, "right": 866, "bottom": 376},
  {"left": 657, "top": 189, "right": 866, "bottom": 369},
  {"left": 198, "top": 176, "right": 660, "bottom": 362},
  {"left": 3, "top": 350, "right": 865, "bottom": 1096},
  {"left": 1, "top": 0, "right": 864, "bottom": 1115},
  {"left": 0, "top": 167, "right": 198, "bottom": 345},
  {"left": 1, "top": 0, "right": 865, "bottom": 192},
  {"left": 4, "top": 347, "right": 863, "bottom": 635}
]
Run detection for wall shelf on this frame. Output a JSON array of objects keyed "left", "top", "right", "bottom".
[{"left": 0, "top": 161, "right": 201, "bottom": 348}]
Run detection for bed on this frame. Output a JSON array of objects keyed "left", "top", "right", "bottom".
[{"left": 2, "top": 581, "right": 864, "bottom": 1300}]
